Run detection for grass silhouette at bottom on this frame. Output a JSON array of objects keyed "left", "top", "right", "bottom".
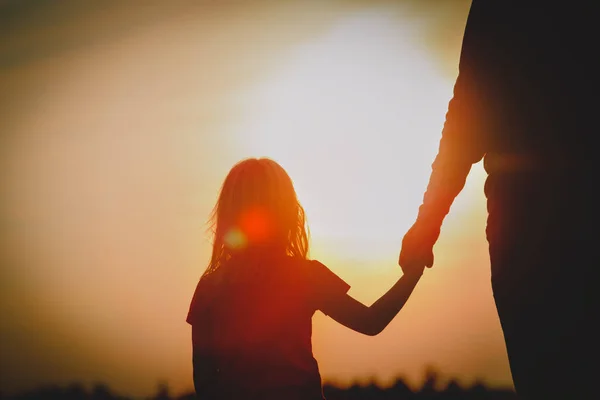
[
  {"left": 4, "top": 369, "right": 521, "bottom": 400},
  {"left": 321, "top": 368, "right": 516, "bottom": 400}
]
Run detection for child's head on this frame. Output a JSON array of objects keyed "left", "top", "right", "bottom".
[{"left": 206, "top": 157, "right": 309, "bottom": 274}]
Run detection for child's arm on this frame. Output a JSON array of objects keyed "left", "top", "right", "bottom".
[
  {"left": 192, "top": 350, "right": 220, "bottom": 398},
  {"left": 319, "top": 268, "right": 424, "bottom": 336},
  {"left": 191, "top": 323, "right": 219, "bottom": 398}
]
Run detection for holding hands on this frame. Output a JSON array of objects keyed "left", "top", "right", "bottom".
[{"left": 399, "top": 220, "right": 441, "bottom": 277}]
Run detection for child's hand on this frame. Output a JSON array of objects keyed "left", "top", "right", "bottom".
[
  {"left": 400, "top": 260, "right": 425, "bottom": 278},
  {"left": 399, "top": 221, "right": 437, "bottom": 277}
]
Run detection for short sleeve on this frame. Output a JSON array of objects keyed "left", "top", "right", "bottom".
[
  {"left": 305, "top": 260, "right": 351, "bottom": 315},
  {"left": 186, "top": 276, "right": 216, "bottom": 326}
]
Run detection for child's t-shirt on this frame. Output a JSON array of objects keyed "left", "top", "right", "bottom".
[{"left": 186, "top": 253, "right": 350, "bottom": 399}]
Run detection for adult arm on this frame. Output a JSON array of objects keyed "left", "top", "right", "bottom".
[{"left": 400, "top": 1, "right": 490, "bottom": 268}]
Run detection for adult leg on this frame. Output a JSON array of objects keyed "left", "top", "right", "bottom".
[
  {"left": 487, "top": 176, "right": 596, "bottom": 399},
  {"left": 491, "top": 250, "right": 594, "bottom": 399}
]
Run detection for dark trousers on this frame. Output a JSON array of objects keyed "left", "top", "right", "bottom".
[{"left": 486, "top": 173, "right": 597, "bottom": 399}]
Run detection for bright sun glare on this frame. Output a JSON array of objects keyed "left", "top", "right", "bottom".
[{"left": 233, "top": 10, "right": 454, "bottom": 261}]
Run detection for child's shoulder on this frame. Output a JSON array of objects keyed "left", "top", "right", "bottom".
[
  {"left": 281, "top": 255, "right": 325, "bottom": 270},
  {"left": 288, "top": 257, "right": 351, "bottom": 294},
  {"left": 284, "top": 257, "right": 336, "bottom": 279}
]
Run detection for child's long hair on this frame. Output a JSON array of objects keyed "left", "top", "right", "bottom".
[{"left": 204, "top": 157, "right": 309, "bottom": 276}]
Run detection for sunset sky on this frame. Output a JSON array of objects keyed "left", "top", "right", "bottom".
[{"left": 0, "top": 0, "right": 513, "bottom": 396}]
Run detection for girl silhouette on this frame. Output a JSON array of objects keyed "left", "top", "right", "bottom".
[{"left": 187, "top": 157, "right": 425, "bottom": 400}]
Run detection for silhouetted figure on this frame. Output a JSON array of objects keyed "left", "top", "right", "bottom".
[
  {"left": 400, "top": 2, "right": 597, "bottom": 399},
  {"left": 187, "top": 158, "right": 425, "bottom": 400}
]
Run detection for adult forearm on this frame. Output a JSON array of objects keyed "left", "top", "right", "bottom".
[
  {"left": 416, "top": 151, "right": 473, "bottom": 230},
  {"left": 415, "top": 65, "right": 487, "bottom": 234}
]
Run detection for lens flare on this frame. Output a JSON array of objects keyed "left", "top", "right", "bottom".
[
  {"left": 224, "top": 228, "right": 247, "bottom": 249},
  {"left": 239, "top": 208, "right": 272, "bottom": 244}
]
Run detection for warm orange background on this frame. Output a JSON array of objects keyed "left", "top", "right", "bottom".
[{"left": 0, "top": 0, "right": 513, "bottom": 397}]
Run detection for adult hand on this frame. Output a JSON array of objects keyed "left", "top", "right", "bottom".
[{"left": 399, "top": 221, "right": 439, "bottom": 274}]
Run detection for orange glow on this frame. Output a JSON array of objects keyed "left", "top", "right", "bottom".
[
  {"left": 0, "top": 1, "right": 513, "bottom": 398},
  {"left": 239, "top": 207, "right": 273, "bottom": 245}
]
